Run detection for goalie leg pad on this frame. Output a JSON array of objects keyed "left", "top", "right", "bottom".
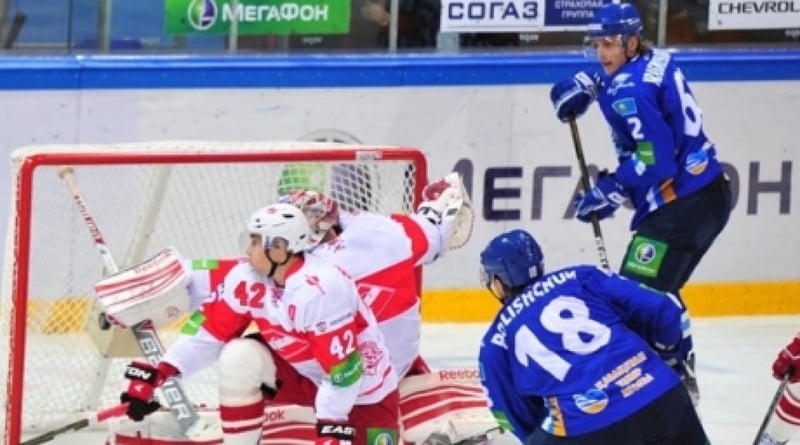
[
  {"left": 416, "top": 172, "right": 475, "bottom": 250},
  {"left": 94, "top": 247, "right": 190, "bottom": 329},
  {"left": 218, "top": 338, "right": 278, "bottom": 443},
  {"left": 399, "top": 368, "right": 500, "bottom": 444}
]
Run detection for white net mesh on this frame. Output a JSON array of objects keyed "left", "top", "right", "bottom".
[{"left": 0, "top": 141, "right": 424, "bottom": 444}]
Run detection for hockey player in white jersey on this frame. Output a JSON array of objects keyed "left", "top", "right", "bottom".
[
  {"left": 96, "top": 173, "right": 499, "bottom": 444},
  {"left": 181, "top": 172, "right": 474, "bottom": 379},
  {"left": 278, "top": 172, "right": 473, "bottom": 378},
  {"left": 115, "top": 203, "right": 400, "bottom": 445}
]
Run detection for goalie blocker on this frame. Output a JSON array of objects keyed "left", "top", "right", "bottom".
[{"left": 94, "top": 247, "right": 192, "bottom": 330}]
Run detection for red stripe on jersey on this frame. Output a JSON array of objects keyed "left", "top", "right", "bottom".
[
  {"left": 258, "top": 325, "right": 315, "bottom": 363},
  {"left": 305, "top": 322, "right": 359, "bottom": 372},
  {"left": 282, "top": 256, "right": 306, "bottom": 282},
  {"left": 359, "top": 365, "right": 394, "bottom": 397},
  {"left": 199, "top": 298, "right": 252, "bottom": 342},
  {"left": 390, "top": 214, "right": 430, "bottom": 262},
  {"left": 207, "top": 259, "right": 244, "bottom": 294}
]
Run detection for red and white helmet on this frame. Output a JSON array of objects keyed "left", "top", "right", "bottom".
[
  {"left": 245, "top": 203, "right": 318, "bottom": 253},
  {"left": 278, "top": 190, "right": 339, "bottom": 240}
]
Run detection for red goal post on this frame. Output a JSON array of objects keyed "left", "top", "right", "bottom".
[{"left": 1, "top": 141, "right": 427, "bottom": 444}]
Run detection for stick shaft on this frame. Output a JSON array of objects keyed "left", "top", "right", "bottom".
[
  {"left": 58, "top": 166, "right": 205, "bottom": 436},
  {"left": 568, "top": 119, "right": 611, "bottom": 270},
  {"left": 20, "top": 403, "right": 128, "bottom": 445},
  {"left": 752, "top": 375, "right": 790, "bottom": 445}
]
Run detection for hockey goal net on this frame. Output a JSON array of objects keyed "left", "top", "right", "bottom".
[{"left": 0, "top": 141, "right": 426, "bottom": 444}]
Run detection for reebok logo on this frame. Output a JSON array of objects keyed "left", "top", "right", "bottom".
[
  {"left": 439, "top": 368, "right": 479, "bottom": 381},
  {"left": 265, "top": 409, "right": 286, "bottom": 421}
]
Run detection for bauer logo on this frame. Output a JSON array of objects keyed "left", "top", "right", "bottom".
[{"left": 187, "top": 0, "right": 218, "bottom": 30}]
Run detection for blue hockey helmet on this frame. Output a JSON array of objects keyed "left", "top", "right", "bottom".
[
  {"left": 480, "top": 229, "right": 544, "bottom": 290},
  {"left": 587, "top": 3, "right": 643, "bottom": 39}
]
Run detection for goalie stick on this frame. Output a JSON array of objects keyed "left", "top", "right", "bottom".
[
  {"left": 20, "top": 403, "right": 129, "bottom": 445},
  {"left": 58, "top": 166, "right": 212, "bottom": 438},
  {"left": 568, "top": 117, "right": 611, "bottom": 270},
  {"left": 752, "top": 374, "right": 791, "bottom": 445}
]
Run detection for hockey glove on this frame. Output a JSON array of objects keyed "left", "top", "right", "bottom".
[
  {"left": 550, "top": 71, "right": 602, "bottom": 122},
  {"left": 120, "top": 361, "right": 178, "bottom": 421},
  {"left": 574, "top": 171, "right": 627, "bottom": 223},
  {"left": 773, "top": 334, "right": 800, "bottom": 382},
  {"left": 316, "top": 420, "right": 357, "bottom": 445}
]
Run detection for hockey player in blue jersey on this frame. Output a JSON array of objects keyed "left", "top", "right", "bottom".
[
  {"left": 478, "top": 229, "right": 708, "bottom": 444},
  {"left": 549, "top": 2, "right": 732, "bottom": 404}
]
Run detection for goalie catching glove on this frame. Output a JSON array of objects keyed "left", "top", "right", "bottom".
[
  {"left": 120, "top": 361, "right": 179, "bottom": 421},
  {"left": 94, "top": 247, "right": 191, "bottom": 329},
  {"left": 416, "top": 172, "right": 475, "bottom": 249}
]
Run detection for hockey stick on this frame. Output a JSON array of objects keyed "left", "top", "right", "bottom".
[
  {"left": 423, "top": 425, "right": 502, "bottom": 445},
  {"left": 752, "top": 374, "right": 790, "bottom": 445},
  {"left": 57, "top": 166, "right": 211, "bottom": 438},
  {"left": 455, "top": 426, "right": 502, "bottom": 444},
  {"left": 568, "top": 117, "right": 611, "bottom": 270},
  {"left": 20, "top": 402, "right": 129, "bottom": 445}
]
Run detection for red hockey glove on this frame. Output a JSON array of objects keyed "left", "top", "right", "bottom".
[
  {"left": 773, "top": 334, "right": 800, "bottom": 382},
  {"left": 120, "top": 361, "right": 179, "bottom": 421},
  {"left": 315, "top": 420, "right": 356, "bottom": 445}
]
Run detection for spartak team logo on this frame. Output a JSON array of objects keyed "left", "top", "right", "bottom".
[
  {"left": 360, "top": 341, "right": 384, "bottom": 376},
  {"left": 305, "top": 275, "right": 326, "bottom": 294}
]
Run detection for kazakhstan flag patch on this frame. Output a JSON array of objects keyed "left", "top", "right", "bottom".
[{"left": 612, "top": 98, "right": 637, "bottom": 116}]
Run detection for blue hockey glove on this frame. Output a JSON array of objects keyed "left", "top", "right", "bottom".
[
  {"left": 550, "top": 71, "right": 602, "bottom": 122},
  {"left": 574, "top": 171, "right": 627, "bottom": 223}
]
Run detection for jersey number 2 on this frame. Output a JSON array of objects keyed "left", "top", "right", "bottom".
[{"left": 514, "top": 296, "right": 611, "bottom": 381}]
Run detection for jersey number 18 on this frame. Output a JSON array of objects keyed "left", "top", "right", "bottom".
[{"left": 514, "top": 296, "right": 611, "bottom": 381}]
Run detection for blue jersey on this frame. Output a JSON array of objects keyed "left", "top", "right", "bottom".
[
  {"left": 478, "top": 265, "right": 685, "bottom": 441},
  {"left": 597, "top": 48, "right": 723, "bottom": 229}
]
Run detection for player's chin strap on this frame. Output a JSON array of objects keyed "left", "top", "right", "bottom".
[{"left": 265, "top": 249, "right": 291, "bottom": 278}]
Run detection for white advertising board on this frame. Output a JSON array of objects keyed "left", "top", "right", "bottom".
[
  {"left": 1, "top": 82, "right": 798, "bottom": 290},
  {"left": 709, "top": 0, "right": 800, "bottom": 30}
]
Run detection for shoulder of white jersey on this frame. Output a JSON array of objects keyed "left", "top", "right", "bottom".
[
  {"left": 337, "top": 210, "right": 394, "bottom": 231},
  {"left": 287, "top": 256, "right": 355, "bottom": 299},
  {"left": 219, "top": 262, "right": 265, "bottom": 294}
]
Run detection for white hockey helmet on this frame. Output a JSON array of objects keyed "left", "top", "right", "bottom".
[{"left": 246, "top": 203, "right": 318, "bottom": 254}]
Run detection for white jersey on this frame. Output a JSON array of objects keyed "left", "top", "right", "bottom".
[
  {"left": 184, "top": 211, "right": 445, "bottom": 377},
  {"left": 164, "top": 254, "right": 397, "bottom": 421},
  {"left": 310, "top": 211, "right": 443, "bottom": 376}
]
